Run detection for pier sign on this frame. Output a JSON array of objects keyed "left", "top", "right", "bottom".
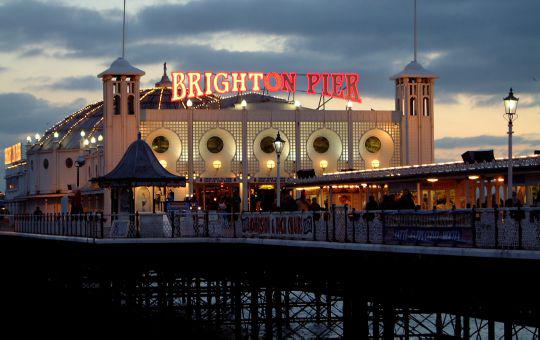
[
  {"left": 241, "top": 212, "right": 314, "bottom": 240},
  {"left": 171, "top": 71, "right": 362, "bottom": 103}
]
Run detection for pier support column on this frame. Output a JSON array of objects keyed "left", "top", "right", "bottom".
[
  {"left": 383, "top": 302, "right": 394, "bottom": 340},
  {"left": 343, "top": 287, "right": 369, "bottom": 339}
]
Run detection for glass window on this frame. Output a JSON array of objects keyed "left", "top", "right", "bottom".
[
  {"left": 423, "top": 97, "right": 430, "bottom": 116},
  {"left": 128, "top": 95, "right": 135, "bottom": 115},
  {"left": 365, "top": 136, "right": 382, "bottom": 153},
  {"left": 152, "top": 136, "right": 169, "bottom": 153},
  {"left": 313, "top": 136, "right": 330, "bottom": 154},
  {"left": 260, "top": 136, "right": 275, "bottom": 154},
  {"left": 113, "top": 95, "right": 121, "bottom": 115},
  {"left": 43, "top": 158, "right": 49, "bottom": 169},
  {"left": 65, "top": 158, "right": 73, "bottom": 168},
  {"left": 207, "top": 136, "right": 224, "bottom": 154}
]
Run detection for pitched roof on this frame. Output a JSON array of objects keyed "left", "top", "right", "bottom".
[{"left": 92, "top": 133, "right": 186, "bottom": 188}]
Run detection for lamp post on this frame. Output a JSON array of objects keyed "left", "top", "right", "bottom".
[
  {"left": 273, "top": 131, "right": 285, "bottom": 208},
  {"left": 503, "top": 88, "right": 519, "bottom": 200},
  {"left": 74, "top": 156, "right": 86, "bottom": 189}
]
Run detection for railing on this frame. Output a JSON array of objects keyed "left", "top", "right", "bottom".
[{"left": 2, "top": 207, "right": 540, "bottom": 250}]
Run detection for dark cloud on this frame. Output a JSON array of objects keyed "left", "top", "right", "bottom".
[
  {"left": 47, "top": 75, "right": 101, "bottom": 91},
  {"left": 0, "top": 0, "right": 538, "bottom": 102}
]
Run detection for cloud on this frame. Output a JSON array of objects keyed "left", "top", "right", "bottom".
[
  {"left": 0, "top": 0, "right": 538, "bottom": 101},
  {"left": 434, "top": 134, "right": 540, "bottom": 163},
  {"left": 47, "top": 75, "right": 101, "bottom": 91}
]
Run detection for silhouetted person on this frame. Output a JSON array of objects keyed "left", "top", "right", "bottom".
[
  {"left": 309, "top": 197, "right": 322, "bottom": 220},
  {"left": 365, "top": 195, "right": 379, "bottom": 210},
  {"left": 33, "top": 206, "right": 43, "bottom": 215},
  {"left": 399, "top": 189, "right": 416, "bottom": 210}
]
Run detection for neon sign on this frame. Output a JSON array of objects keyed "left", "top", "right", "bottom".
[{"left": 171, "top": 72, "right": 361, "bottom": 103}]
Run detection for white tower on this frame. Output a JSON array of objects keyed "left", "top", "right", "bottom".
[
  {"left": 98, "top": 58, "right": 145, "bottom": 172},
  {"left": 391, "top": 0, "right": 438, "bottom": 165}
]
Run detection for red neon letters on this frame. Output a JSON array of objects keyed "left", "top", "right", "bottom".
[{"left": 171, "top": 72, "right": 361, "bottom": 103}]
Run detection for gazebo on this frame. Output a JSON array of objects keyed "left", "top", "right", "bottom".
[{"left": 92, "top": 132, "right": 186, "bottom": 215}]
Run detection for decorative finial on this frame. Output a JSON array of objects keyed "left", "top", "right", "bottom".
[
  {"left": 163, "top": 62, "right": 167, "bottom": 76},
  {"left": 413, "top": 0, "right": 417, "bottom": 62},
  {"left": 122, "top": 0, "right": 127, "bottom": 59},
  {"left": 137, "top": 131, "right": 142, "bottom": 140}
]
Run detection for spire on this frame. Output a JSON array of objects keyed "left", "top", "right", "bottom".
[
  {"left": 413, "top": 0, "right": 417, "bottom": 62},
  {"left": 122, "top": 0, "right": 127, "bottom": 59},
  {"left": 155, "top": 62, "right": 172, "bottom": 87}
]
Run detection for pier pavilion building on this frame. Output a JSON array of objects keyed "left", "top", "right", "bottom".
[{"left": 3, "top": 56, "right": 439, "bottom": 214}]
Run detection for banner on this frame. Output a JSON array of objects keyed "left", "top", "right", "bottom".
[
  {"left": 242, "top": 213, "right": 314, "bottom": 240},
  {"left": 384, "top": 227, "right": 473, "bottom": 246}
]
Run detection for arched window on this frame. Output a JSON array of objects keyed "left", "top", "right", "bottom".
[
  {"left": 113, "top": 95, "right": 121, "bottom": 115},
  {"left": 410, "top": 97, "right": 416, "bottom": 116},
  {"left": 423, "top": 97, "right": 430, "bottom": 116},
  {"left": 128, "top": 95, "right": 135, "bottom": 115}
]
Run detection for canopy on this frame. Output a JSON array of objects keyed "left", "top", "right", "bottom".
[{"left": 92, "top": 133, "right": 186, "bottom": 188}]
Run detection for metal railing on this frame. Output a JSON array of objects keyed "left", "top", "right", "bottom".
[{"left": 2, "top": 206, "right": 540, "bottom": 250}]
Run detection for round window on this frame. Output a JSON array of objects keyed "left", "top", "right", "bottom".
[
  {"left": 207, "top": 136, "right": 224, "bottom": 154},
  {"left": 260, "top": 136, "right": 275, "bottom": 154},
  {"left": 65, "top": 158, "right": 73, "bottom": 168},
  {"left": 313, "top": 136, "right": 330, "bottom": 153},
  {"left": 152, "top": 136, "right": 169, "bottom": 153},
  {"left": 43, "top": 158, "right": 49, "bottom": 169},
  {"left": 365, "top": 136, "right": 382, "bottom": 153}
]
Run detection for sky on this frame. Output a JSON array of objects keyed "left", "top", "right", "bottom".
[{"left": 0, "top": 0, "right": 539, "bottom": 191}]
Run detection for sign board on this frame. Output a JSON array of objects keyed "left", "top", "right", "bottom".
[
  {"left": 383, "top": 227, "right": 473, "bottom": 246},
  {"left": 4, "top": 143, "right": 22, "bottom": 165},
  {"left": 241, "top": 212, "right": 314, "bottom": 240},
  {"left": 171, "top": 71, "right": 362, "bottom": 103}
]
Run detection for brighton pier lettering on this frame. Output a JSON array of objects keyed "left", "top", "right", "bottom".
[{"left": 171, "top": 71, "right": 362, "bottom": 103}]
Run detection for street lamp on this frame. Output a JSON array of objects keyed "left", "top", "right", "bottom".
[
  {"left": 503, "top": 88, "right": 519, "bottom": 200},
  {"left": 74, "top": 156, "right": 85, "bottom": 189},
  {"left": 273, "top": 131, "right": 285, "bottom": 208}
]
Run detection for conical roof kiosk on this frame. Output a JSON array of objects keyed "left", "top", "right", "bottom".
[{"left": 92, "top": 133, "right": 186, "bottom": 236}]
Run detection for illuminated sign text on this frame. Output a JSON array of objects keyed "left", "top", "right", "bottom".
[{"left": 171, "top": 72, "right": 361, "bottom": 103}]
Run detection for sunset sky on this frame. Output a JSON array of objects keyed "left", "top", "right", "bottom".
[{"left": 0, "top": 0, "right": 539, "bottom": 189}]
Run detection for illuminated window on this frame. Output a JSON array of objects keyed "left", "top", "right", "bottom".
[
  {"left": 313, "top": 136, "right": 329, "bottom": 154},
  {"left": 410, "top": 97, "right": 417, "bottom": 116},
  {"left": 423, "top": 97, "right": 430, "bottom": 116},
  {"left": 128, "top": 95, "right": 135, "bottom": 115},
  {"left": 113, "top": 95, "right": 121, "bottom": 115},
  {"left": 260, "top": 136, "right": 275, "bottom": 154},
  {"left": 43, "top": 158, "right": 49, "bottom": 170},
  {"left": 207, "top": 136, "right": 224, "bottom": 154},
  {"left": 65, "top": 158, "right": 73, "bottom": 168},
  {"left": 365, "top": 136, "right": 382, "bottom": 153},
  {"left": 152, "top": 136, "right": 169, "bottom": 153}
]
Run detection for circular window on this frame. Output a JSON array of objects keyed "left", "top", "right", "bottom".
[
  {"left": 65, "top": 158, "right": 73, "bottom": 168},
  {"left": 260, "top": 136, "right": 275, "bottom": 154},
  {"left": 313, "top": 136, "right": 330, "bottom": 153},
  {"left": 152, "top": 136, "right": 169, "bottom": 153},
  {"left": 365, "top": 136, "right": 382, "bottom": 153},
  {"left": 207, "top": 136, "right": 224, "bottom": 154},
  {"left": 43, "top": 159, "right": 49, "bottom": 169}
]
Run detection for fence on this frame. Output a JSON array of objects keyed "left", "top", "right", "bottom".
[{"left": 2, "top": 207, "right": 540, "bottom": 250}]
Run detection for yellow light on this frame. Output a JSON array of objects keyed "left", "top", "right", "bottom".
[
  {"left": 90, "top": 137, "right": 96, "bottom": 144},
  {"left": 427, "top": 178, "right": 438, "bottom": 183},
  {"left": 259, "top": 184, "right": 275, "bottom": 190},
  {"left": 34, "top": 133, "right": 40, "bottom": 140},
  {"left": 26, "top": 136, "right": 32, "bottom": 143},
  {"left": 213, "top": 160, "right": 222, "bottom": 169},
  {"left": 347, "top": 100, "right": 353, "bottom": 109},
  {"left": 186, "top": 99, "right": 193, "bottom": 107},
  {"left": 159, "top": 159, "right": 168, "bottom": 168},
  {"left": 497, "top": 177, "right": 505, "bottom": 182},
  {"left": 98, "top": 134, "right": 103, "bottom": 142},
  {"left": 80, "top": 130, "right": 86, "bottom": 137},
  {"left": 83, "top": 139, "right": 89, "bottom": 146},
  {"left": 361, "top": 183, "right": 368, "bottom": 188},
  {"left": 241, "top": 99, "right": 247, "bottom": 108},
  {"left": 294, "top": 100, "right": 301, "bottom": 108},
  {"left": 53, "top": 132, "right": 59, "bottom": 139},
  {"left": 371, "top": 159, "right": 380, "bottom": 168},
  {"left": 320, "top": 159, "right": 328, "bottom": 169},
  {"left": 266, "top": 159, "right": 275, "bottom": 169},
  {"left": 468, "top": 175, "right": 479, "bottom": 180}
]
